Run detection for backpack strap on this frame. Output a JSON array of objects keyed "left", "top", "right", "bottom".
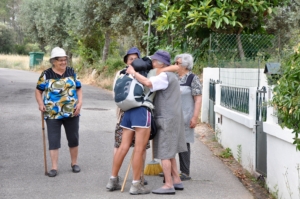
[
  {"left": 143, "top": 90, "right": 152, "bottom": 100},
  {"left": 180, "top": 73, "right": 195, "bottom": 87}
]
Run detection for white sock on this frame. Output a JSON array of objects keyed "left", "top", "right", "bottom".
[
  {"left": 132, "top": 180, "right": 140, "bottom": 184},
  {"left": 110, "top": 176, "right": 117, "bottom": 179}
]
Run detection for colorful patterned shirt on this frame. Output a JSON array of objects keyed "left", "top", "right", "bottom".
[{"left": 36, "top": 67, "right": 81, "bottom": 119}]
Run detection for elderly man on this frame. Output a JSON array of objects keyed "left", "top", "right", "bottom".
[{"left": 126, "top": 50, "right": 187, "bottom": 195}]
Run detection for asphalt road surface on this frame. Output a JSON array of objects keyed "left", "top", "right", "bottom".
[{"left": 0, "top": 68, "right": 253, "bottom": 199}]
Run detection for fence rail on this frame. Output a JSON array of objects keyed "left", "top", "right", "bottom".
[{"left": 221, "top": 86, "right": 249, "bottom": 114}]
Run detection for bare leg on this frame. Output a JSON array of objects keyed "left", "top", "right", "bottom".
[
  {"left": 170, "top": 158, "right": 182, "bottom": 184},
  {"left": 113, "top": 147, "right": 117, "bottom": 155},
  {"left": 112, "top": 129, "right": 134, "bottom": 176},
  {"left": 132, "top": 127, "right": 150, "bottom": 181},
  {"left": 70, "top": 146, "right": 78, "bottom": 166},
  {"left": 141, "top": 149, "right": 146, "bottom": 181},
  {"left": 161, "top": 159, "right": 173, "bottom": 188},
  {"left": 49, "top": 149, "right": 59, "bottom": 170}
]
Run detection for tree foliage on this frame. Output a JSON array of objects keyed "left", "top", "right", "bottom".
[
  {"left": 0, "top": 23, "right": 15, "bottom": 53},
  {"left": 154, "top": 0, "right": 289, "bottom": 33},
  {"left": 148, "top": 0, "right": 289, "bottom": 70},
  {"left": 76, "top": 0, "right": 147, "bottom": 62},
  {"left": 19, "top": 0, "right": 76, "bottom": 55},
  {"left": 271, "top": 44, "right": 300, "bottom": 150}
]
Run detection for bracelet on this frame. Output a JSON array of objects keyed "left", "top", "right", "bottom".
[{"left": 132, "top": 72, "right": 136, "bottom": 79}]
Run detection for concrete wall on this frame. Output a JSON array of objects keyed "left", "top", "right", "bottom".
[
  {"left": 214, "top": 85, "right": 257, "bottom": 171},
  {"left": 203, "top": 67, "right": 300, "bottom": 199},
  {"left": 264, "top": 91, "right": 300, "bottom": 199},
  {"left": 201, "top": 68, "right": 219, "bottom": 123}
]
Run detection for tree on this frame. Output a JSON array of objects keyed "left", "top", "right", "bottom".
[
  {"left": 77, "top": 0, "right": 147, "bottom": 62},
  {"left": 0, "top": 23, "right": 15, "bottom": 53},
  {"left": 152, "top": 0, "right": 289, "bottom": 60},
  {"left": 19, "top": 0, "right": 77, "bottom": 59},
  {"left": 0, "top": 0, "right": 9, "bottom": 23}
]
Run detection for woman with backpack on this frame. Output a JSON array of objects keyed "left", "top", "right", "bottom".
[{"left": 107, "top": 47, "right": 153, "bottom": 195}]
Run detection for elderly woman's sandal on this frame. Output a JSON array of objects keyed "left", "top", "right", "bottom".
[{"left": 48, "top": 169, "right": 57, "bottom": 177}]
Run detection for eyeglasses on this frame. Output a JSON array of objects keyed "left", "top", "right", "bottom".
[
  {"left": 55, "top": 58, "right": 67, "bottom": 63},
  {"left": 175, "top": 61, "right": 182, "bottom": 65}
]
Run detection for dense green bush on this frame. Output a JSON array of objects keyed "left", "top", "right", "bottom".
[
  {"left": 271, "top": 44, "right": 300, "bottom": 150},
  {"left": 74, "top": 56, "right": 125, "bottom": 78},
  {"left": 14, "top": 43, "right": 41, "bottom": 55}
]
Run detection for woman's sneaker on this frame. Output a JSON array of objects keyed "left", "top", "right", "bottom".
[
  {"left": 106, "top": 177, "right": 121, "bottom": 191},
  {"left": 180, "top": 173, "right": 191, "bottom": 181},
  {"left": 129, "top": 181, "right": 150, "bottom": 195}
]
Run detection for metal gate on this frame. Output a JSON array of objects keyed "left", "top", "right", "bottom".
[
  {"left": 209, "top": 79, "right": 217, "bottom": 130},
  {"left": 256, "top": 86, "right": 267, "bottom": 176}
]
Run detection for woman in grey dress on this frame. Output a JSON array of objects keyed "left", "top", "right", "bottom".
[{"left": 175, "top": 53, "right": 202, "bottom": 181}]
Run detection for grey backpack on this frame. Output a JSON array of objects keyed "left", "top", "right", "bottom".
[{"left": 114, "top": 74, "right": 151, "bottom": 111}]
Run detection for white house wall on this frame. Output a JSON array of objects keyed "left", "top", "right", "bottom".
[
  {"left": 266, "top": 129, "right": 300, "bottom": 199},
  {"left": 201, "top": 68, "right": 219, "bottom": 123},
  {"left": 214, "top": 85, "right": 257, "bottom": 171},
  {"left": 263, "top": 91, "right": 300, "bottom": 199},
  {"left": 215, "top": 115, "right": 256, "bottom": 172}
]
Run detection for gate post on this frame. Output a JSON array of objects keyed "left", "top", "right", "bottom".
[{"left": 256, "top": 86, "right": 267, "bottom": 176}]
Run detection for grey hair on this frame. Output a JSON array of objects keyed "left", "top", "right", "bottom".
[
  {"left": 49, "top": 58, "right": 55, "bottom": 67},
  {"left": 174, "top": 53, "right": 194, "bottom": 70},
  {"left": 156, "top": 60, "right": 167, "bottom": 67}
]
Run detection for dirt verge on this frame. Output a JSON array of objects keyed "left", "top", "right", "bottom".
[{"left": 195, "top": 122, "right": 275, "bottom": 199}]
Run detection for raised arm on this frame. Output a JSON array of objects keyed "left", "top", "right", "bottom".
[
  {"left": 156, "top": 65, "right": 179, "bottom": 75},
  {"left": 126, "top": 65, "right": 153, "bottom": 88}
]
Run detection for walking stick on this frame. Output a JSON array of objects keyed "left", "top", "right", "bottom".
[
  {"left": 121, "top": 151, "right": 134, "bottom": 192},
  {"left": 41, "top": 112, "right": 48, "bottom": 175}
]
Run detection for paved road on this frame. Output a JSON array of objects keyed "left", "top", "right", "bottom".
[{"left": 0, "top": 68, "right": 253, "bottom": 199}]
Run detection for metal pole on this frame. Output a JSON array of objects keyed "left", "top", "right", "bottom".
[
  {"left": 146, "top": 1, "right": 152, "bottom": 56},
  {"left": 258, "top": 57, "right": 260, "bottom": 89}
]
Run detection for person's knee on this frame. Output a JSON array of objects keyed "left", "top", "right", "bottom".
[
  {"left": 49, "top": 139, "right": 61, "bottom": 150},
  {"left": 68, "top": 139, "right": 79, "bottom": 148},
  {"left": 118, "top": 145, "right": 130, "bottom": 154}
]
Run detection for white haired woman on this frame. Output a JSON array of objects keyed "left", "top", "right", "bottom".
[{"left": 175, "top": 53, "right": 202, "bottom": 181}]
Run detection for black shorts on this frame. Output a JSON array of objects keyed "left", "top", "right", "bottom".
[{"left": 45, "top": 116, "right": 79, "bottom": 150}]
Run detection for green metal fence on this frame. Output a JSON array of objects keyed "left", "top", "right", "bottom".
[{"left": 220, "top": 85, "right": 249, "bottom": 114}]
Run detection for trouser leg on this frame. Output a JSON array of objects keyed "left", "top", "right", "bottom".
[{"left": 179, "top": 143, "right": 191, "bottom": 175}]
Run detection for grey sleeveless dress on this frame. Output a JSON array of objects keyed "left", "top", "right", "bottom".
[
  {"left": 180, "top": 77, "right": 195, "bottom": 143},
  {"left": 153, "top": 72, "right": 187, "bottom": 159}
]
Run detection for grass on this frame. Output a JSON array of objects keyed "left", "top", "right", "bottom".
[
  {"left": 0, "top": 54, "right": 51, "bottom": 71},
  {"left": 219, "top": 147, "right": 233, "bottom": 158},
  {"left": 0, "top": 54, "right": 30, "bottom": 70}
]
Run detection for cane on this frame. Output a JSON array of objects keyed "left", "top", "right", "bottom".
[
  {"left": 121, "top": 151, "right": 134, "bottom": 192},
  {"left": 41, "top": 112, "right": 48, "bottom": 175}
]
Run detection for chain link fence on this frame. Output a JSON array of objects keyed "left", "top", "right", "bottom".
[{"left": 208, "top": 32, "right": 300, "bottom": 87}]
